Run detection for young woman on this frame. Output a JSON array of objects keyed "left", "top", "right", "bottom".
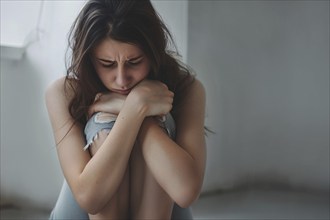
[{"left": 46, "top": 0, "right": 206, "bottom": 219}]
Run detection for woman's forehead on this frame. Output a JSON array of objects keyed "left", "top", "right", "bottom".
[{"left": 93, "top": 38, "right": 144, "bottom": 60}]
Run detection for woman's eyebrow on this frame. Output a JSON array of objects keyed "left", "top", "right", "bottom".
[
  {"left": 97, "top": 56, "right": 143, "bottom": 63},
  {"left": 98, "top": 58, "right": 114, "bottom": 63},
  {"left": 127, "top": 55, "right": 143, "bottom": 61}
]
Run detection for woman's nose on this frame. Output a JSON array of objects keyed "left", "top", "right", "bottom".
[{"left": 115, "top": 66, "right": 130, "bottom": 87}]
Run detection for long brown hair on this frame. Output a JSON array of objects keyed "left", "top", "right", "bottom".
[{"left": 65, "top": 0, "right": 194, "bottom": 125}]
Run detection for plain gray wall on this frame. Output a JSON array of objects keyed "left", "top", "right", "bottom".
[{"left": 188, "top": 1, "right": 329, "bottom": 193}]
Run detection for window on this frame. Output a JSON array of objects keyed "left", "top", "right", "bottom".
[{"left": 0, "top": 1, "right": 44, "bottom": 59}]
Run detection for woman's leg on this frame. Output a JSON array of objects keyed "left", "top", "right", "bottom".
[
  {"left": 49, "top": 181, "right": 89, "bottom": 220},
  {"left": 50, "top": 112, "right": 192, "bottom": 220},
  {"left": 130, "top": 140, "right": 174, "bottom": 220},
  {"left": 88, "top": 168, "right": 129, "bottom": 220},
  {"left": 87, "top": 129, "right": 130, "bottom": 220}
]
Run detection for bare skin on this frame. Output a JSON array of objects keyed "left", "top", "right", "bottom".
[
  {"left": 87, "top": 94, "right": 174, "bottom": 219},
  {"left": 45, "top": 38, "right": 206, "bottom": 219}
]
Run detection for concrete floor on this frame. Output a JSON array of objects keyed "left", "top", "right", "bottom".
[
  {"left": 1, "top": 189, "right": 329, "bottom": 220},
  {"left": 192, "top": 189, "right": 329, "bottom": 220},
  {"left": 0, "top": 208, "right": 49, "bottom": 220}
]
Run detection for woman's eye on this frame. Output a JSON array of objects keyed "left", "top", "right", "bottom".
[
  {"left": 101, "top": 62, "right": 115, "bottom": 68},
  {"left": 127, "top": 61, "right": 141, "bottom": 66}
]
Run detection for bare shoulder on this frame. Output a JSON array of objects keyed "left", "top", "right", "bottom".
[
  {"left": 45, "top": 76, "right": 63, "bottom": 99},
  {"left": 187, "top": 78, "right": 205, "bottom": 100},
  {"left": 45, "top": 76, "right": 78, "bottom": 109},
  {"left": 175, "top": 78, "right": 206, "bottom": 130},
  {"left": 181, "top": 78, "right": 206, "bottom": 109},
  {"left": 45, "top": 76, "right": 76, "bottom": 131},
  {"left": 45, "top": 76, "right": 69, "bottom": 102}
]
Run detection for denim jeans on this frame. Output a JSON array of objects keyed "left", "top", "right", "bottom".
[{"left": 49, "top": 113, "right": 193, "bottom": 219}]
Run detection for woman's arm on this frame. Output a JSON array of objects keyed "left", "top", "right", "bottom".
[
  {"left": 137, "top": 79, "right": 206, "bottom": 208},
  {"left": 88, "top": 92, "right": 126, "bottom": 118},
  {"left": 46, "top": 77, "right": 142, "bottom": 214},
  {"left": 45, "top": 77, "right": 173, "bottom": 214}
]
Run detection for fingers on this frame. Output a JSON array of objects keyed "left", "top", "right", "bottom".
[
  {"left": 88, "top": 93, "right": 103, "bottom": 118},
  {"left": 159, "top": 81, "right": 168, "bottom": 89},
  {"left": 157, "top": 93, "right": 174, "bottom": 115},
  {"left": 94, "top": 93, "right": 103, "bottom": 102},
  {"left": 89, "top": 92, "right": 126, "bottom": 117}
]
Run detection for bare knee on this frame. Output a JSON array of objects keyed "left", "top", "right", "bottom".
[
  {"left": 89, "top": 168, "right": 130, "bottom": 219},
  {"left": 130, "top": 143, "right": 173, "bottom": 220}
]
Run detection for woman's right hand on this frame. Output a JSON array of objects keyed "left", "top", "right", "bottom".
[
  {"left": 88, "top": 92, "right": 126, "bottom": 118},
  {"left": 126, "top": 80, "right": 174, "bottom": 117}
]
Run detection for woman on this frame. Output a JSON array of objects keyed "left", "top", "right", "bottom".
[{"left": 46, "top": 0, "right": 206, "bottom": 219}]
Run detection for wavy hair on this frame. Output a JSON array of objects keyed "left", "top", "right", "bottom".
[{"left": 65, "top": 0, "right": 194, "bottom": 125}]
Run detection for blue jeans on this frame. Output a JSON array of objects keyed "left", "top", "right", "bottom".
[{"left": 49, "top": 113, "right": 193, "bottom": 219}]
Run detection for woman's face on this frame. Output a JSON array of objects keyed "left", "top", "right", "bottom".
[{"left": 92, "top": 38, "right": 150, "bottom": 95}]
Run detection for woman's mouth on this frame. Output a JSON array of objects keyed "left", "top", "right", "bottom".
[{"left": 112, "top": 89, "right": 131, "bottom": 95}]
